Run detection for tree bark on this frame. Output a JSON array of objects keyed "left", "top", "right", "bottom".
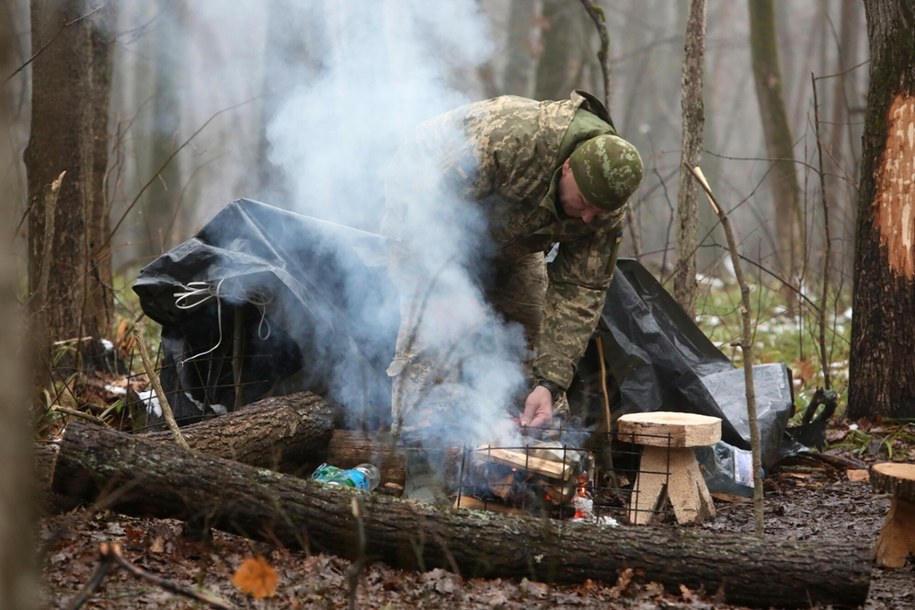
[
  {"left": 142, "top": 391, "right": 338, "bottom": 475},
  {"left": 51, "top": 422, "right": 871, "bottom": 609},
  {"left": 0, "top": 9, "right": 37, "bottom": 606},
  {"left": 25, "top": 0, "right": 116, "bottom": 400},
  {"left": 534, "top": 0, "right": 590, "bottom": 101},
  {"left": 848, "top": 0, "right": 915, "bottom": 420},
  {"left": 141, "top": 0, "right": 186, "bottom": 257},
  {"left": 502, "top": 0, "right": 535, "bottom": 97},
  {"left": 747, "top": 1, "right": 804, "bottom": 295},
  {"left": 673, "top": 0, "right": 707, "bottom": 316}
]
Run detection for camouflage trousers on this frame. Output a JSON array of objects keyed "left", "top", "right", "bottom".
[{"left": 388, "top": 251, "right": 569, "bottom": 442}]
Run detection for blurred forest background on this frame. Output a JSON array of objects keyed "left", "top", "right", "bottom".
[
  {"left": 2, "top": 0, "right": 871, "bottom": 418},
  {"left": 6, "top": 1, "right": 915, "bottom": 605},
  {"left": 4, "top": 0, "right": 867, "bottom": 282}
]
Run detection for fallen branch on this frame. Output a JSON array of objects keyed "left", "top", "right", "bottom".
[
  {"left": 141, "top": 390, "right": 337, "bottom": 475},
  {"left": 65, "top": 542, "right": 234, "bottom": 610},
  {"left": 133, "top": 322, "right": 188, "bottom": 450},
  {"left": 688, "top": 165, "right": 764, "bottom": 535},
  {"left": 51, "top": 422, "right": 871, "bottom": 609}
]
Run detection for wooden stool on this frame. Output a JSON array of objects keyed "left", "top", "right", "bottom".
[
  {"left": 617, "top": 411, "right": 722, "bottom": 525},
  {"left": 870, "top": 462, "right": 915, "bottom": 568}
]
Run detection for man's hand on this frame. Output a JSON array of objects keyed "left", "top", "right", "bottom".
[{"left": 519, "top": 384, "right": 554, "bottom": 433}]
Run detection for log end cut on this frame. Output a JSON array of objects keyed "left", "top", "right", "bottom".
[
  {"left": 871, "top": 462, "right": 915, "bottom": 568},
  {"left": 617, "top": 412, "right": 722, "bottom": 448}
]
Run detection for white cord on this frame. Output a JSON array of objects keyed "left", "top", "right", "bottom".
[
  {"left": 172, "top": 279, "right": 274, "bottom": 367},
  {"left": 174, "top": 279, "right": 225, "bottom": 367}
]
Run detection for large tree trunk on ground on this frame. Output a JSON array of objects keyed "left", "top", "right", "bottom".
[
  {"left": 143, "top": 391, "right": 337, "bottom": 475},
  {"left": 848, "top": 0, "right": 915, "bottom": 420},
  {"left": 51, "top": 422, "right": 871, "bottom": 609}
]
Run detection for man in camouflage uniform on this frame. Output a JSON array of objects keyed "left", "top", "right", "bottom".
[{"left": 382, "top": 90, "right": 643, "bottom": 503}]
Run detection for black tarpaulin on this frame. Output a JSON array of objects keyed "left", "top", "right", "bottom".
[
  {"left": 134, "top": 200, "right": 796, "bottom": 476},
  {"left": 133, "top": 198, "right": 398, "bottom": 425}
]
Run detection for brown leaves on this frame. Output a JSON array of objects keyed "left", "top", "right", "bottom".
[{"left": 232, "top": 555, "right": 279, "bottom": 599}]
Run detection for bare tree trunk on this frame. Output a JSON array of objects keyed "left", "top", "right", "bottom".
[
  {"left": 830, "top": 0, "right": 863, "bottom": 281},
  {"left": 502, "top": 0, "right": 536, "bottom": 97},
  {"left": 24, "top": 0, "right": 116, "bottom": 402},
  {"left": 0, "top": 9, "right": 37, "bottom": 607},
  {"left": 534, "top": 0, "right": 589, "bottom": 100},
  {"left": 848, "top": 0, "right": 915, "bottom": 420},
  {"left": 673, "top": 0, "right": 707, "bottom": 316},
  {"left": 141, "top": 0, "right": 186, "bottom": 257},
  {"left": 747, "top": 0, "right": 804, "bottom": 298}
]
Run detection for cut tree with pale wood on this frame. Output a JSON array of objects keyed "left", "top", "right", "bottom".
[
  {"left": 617, "top": 411, "right": 722, "bottom": 525},
  {"left": 46, "top": 420, "right": 872, "bottom": 609},
  {"left": 870, "top": 462, "right": 915, "bottom": 568}
]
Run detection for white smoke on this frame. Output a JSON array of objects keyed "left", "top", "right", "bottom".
[
  {"left": 264, "top": 1, "right": 530, "bottom": 446},
  {"left": 113, "top": 0, "right": 529, "bottom": 446}
]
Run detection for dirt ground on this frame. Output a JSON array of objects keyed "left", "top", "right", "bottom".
[{"left": 41, "top": 421, "right": 915, "bottom": 610}]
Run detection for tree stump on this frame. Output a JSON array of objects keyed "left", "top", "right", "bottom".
[
  {"left": 617, "top": 412, "right": 721, "bottom": 525},
  {"left": 870, "top": 462, "right": 915, "bottom": 568}
]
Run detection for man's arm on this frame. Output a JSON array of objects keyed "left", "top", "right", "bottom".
[{"left": 533, "top": 220, "right": 623, "bottom": 390}]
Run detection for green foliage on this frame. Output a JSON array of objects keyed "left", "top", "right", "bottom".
[{"left": 691, "top": 278, "right": 852, "bottom": 420}]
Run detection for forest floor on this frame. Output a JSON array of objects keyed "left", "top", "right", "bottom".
[{"left": 39, "top": 417, "right": 915, "bottom": 610}]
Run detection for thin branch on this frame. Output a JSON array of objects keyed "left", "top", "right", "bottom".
[
  {"left": 51, "top": 405, "right": 107, "bottom": 426},
  {"left": 64, "top": 546, "right": 113, "bottom": 610},
  {"left": 578, "top": 0, "right": 612, "bottom": 113},
  {"left": 103, "top": 97, "right": 260, "bottom": 252},
  {"left": 133, "top": 320, "right": 190, "bottom": 451},
  {"left": 810, "top": 72, "right": 832, "bottom": 390},
  {"left": 100, "top": 542, "right": 234, "bottom": 610},
  {"left": 688, "top": 165, "right": 764, "bottom": 537},
  {"left": 5, "top": 5, "right": 103, "bottom": 84}
]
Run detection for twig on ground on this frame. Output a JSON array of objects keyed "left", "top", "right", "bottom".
[
  {"left": 71, "top": 542, "right": 236, "bottom": 610},
  {"left": 51, "top": 405, "right": 106, "bottom": 426}
]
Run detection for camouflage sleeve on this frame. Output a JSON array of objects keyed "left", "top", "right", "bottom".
[{"left": 533, "top": 218, "right": 623, "bottom": 389}]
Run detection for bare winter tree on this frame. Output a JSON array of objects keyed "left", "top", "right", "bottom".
[
  {"left": 140, "top": 0, "right": 187, "bottom": 258},
  {"left": 534, "top": 0, "right": 592, "bottom": 100},
  {"left": 502, "top": 0, "right": 536, "bottom": 97},
  {"left": 24, "top": 0, "right": 117, "bottom": 404},
  {"left": 0, "top": 6, "right": 37, "bottom": 607},
  {"left": 673, "top": 0, "right": 707, "bottom": 316},
  {"left": 747, "top": 1, "right": 804, "bottom": 298},
  {"left": 848, "top": 0, "right": 915, "bottom": 420}
]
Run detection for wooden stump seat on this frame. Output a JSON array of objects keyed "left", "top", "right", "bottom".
[
  {"left": 870, "top": 462, "right": 915, "bottom": 568},
  {"left": 617, "top": 411, "right": 722, "bottom": 525}
]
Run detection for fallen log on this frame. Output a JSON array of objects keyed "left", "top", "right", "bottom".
[
  {"left": 142, "top": 391, "right": 337, "bottom": 475},
  {"left": 51, "top": 422, "right": 871, "bottom": 609}
]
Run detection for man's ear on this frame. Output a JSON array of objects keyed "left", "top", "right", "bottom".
[{"left": 561, "top": 157, "right": 572, "bottom": 174}]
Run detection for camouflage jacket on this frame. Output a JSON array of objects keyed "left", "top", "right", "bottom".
[{"left": 386, "top": 90, "right": 627, "bottom": 390}]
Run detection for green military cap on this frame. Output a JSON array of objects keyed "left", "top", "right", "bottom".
[{"left": 568, "top": 134, "right": 643, "bottom": 211}]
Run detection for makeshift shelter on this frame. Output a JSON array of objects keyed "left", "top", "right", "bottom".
[{"left": 135, "top": 199, "right": 798, "bottom": 492}]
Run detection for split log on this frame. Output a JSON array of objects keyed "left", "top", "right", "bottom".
[
  {"left": 51, "top": 422, "right": 871, "bottom": 609},
  {"left": 618, "top": 412, "right": 721, "bottom": 525},
  {"left": 870, "top": 462, "right": 915, "bottom": 568}
]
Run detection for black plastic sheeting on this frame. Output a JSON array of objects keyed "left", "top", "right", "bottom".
[
  {"left": 134, "top": 200, "right": 799, "bottom": 488},
  {"left": 133, "top": 198, "right": 398, "bottom": 427},
  {"left": 584, "top": 259, "right": 798, "bottom": 469}
]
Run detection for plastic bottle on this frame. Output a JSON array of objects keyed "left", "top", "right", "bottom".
[{"left": 310, "top": 463, "right": 380, "bottom": 491}]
